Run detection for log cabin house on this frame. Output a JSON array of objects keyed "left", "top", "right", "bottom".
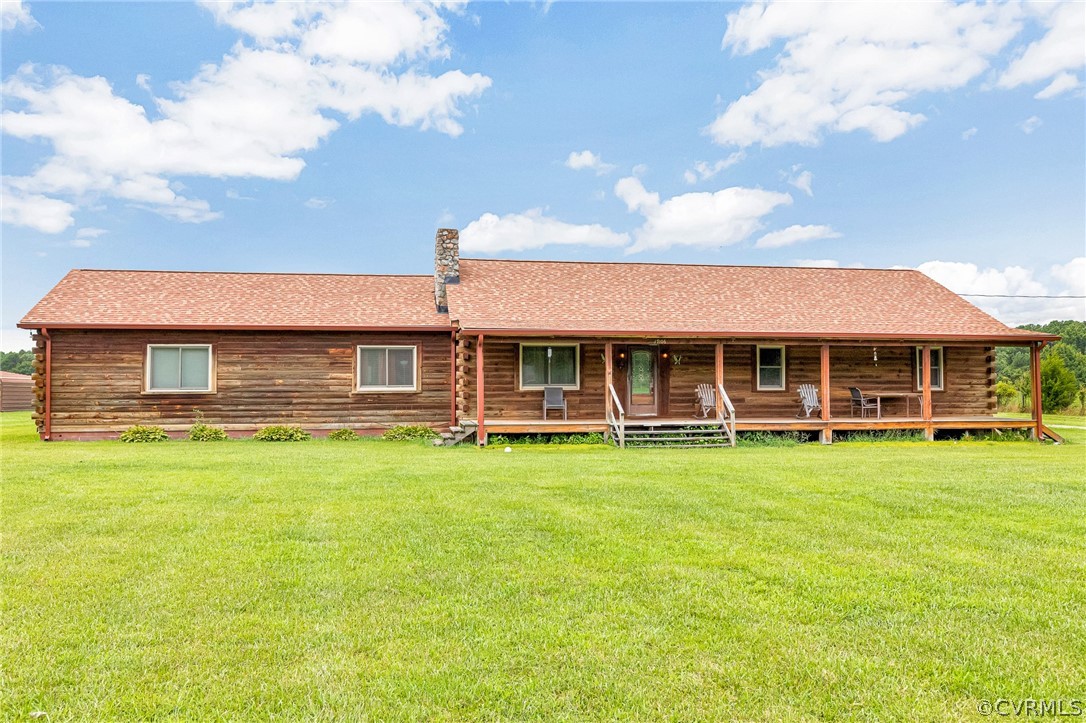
[{"left": 18, "top": 228, "right": 1059, "bottom": 445}]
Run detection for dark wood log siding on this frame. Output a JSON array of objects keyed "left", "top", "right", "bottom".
[
  {"left": 475, "top": 339, "right": 609, "bottom": 420},
  {"left": 47, "top": 330, "right": 453, "bottom": 436},
  {"left": 466, "top": 338, "right": 995, "bottom": 421}
]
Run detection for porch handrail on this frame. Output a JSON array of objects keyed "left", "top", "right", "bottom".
[
  {"left": 607, "top": 383, "right": 625, "bottom": 448},
  {"left": 717, "top": 382, "right": 736, "bottom": 447}
]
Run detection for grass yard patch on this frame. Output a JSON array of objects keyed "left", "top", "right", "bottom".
[{"left": 2, "top": 412, "right": 1084, "bottom": 720}]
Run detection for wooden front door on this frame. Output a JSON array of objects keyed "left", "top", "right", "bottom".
[{"left": 628, "top": 346, "right": 658, "bottom": 416}]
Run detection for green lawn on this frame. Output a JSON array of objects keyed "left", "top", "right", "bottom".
[
  {"left": 997, "top": 412, "right": 1086, "bottom": 430},
  {"left": 2, "top": 412, "right": 1083, "bottom": 721}
]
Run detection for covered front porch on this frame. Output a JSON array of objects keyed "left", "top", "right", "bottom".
[{"left": 457, "top": 335, "right": 1050, "bottom": 446}]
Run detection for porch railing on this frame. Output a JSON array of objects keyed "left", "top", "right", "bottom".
[
  {"left": 607, "top": 383, "right": 625, "bottom": 448},
  {"left": 717, "top": 382, "right": 736, "bottom": 447}
]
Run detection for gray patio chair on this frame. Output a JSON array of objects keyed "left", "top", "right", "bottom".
[
  {"left": 695, "top": 383, "right": 715, "bottom": 418},
  {"left": 543, "top": 386, "right": 567, "bottom": 420},
  {"left": 797, "top": 384, "right": 821, "bottom": 418},
  {"left": 848, "top": 387, "right": 879, "bottom": 418}
]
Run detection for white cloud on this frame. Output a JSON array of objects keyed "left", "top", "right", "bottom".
[
  {"left": 711, "top": 1, "right": 1023, "bottom": 147},
  {"left": 304, "top": 197, "right": 332, "bottom": 209},
  {"left": 564, "top": 150, "right": 616, "bottom": 175},
  {"left": 460, "top": 208, "right": 629, "bottom": 253},
  {"left": 998, "top": 1, "right": 1085, "bottom": 97},
  {"left": 683, "top": 152, "right": 746, "bottom": 184},
  {"left": 793, "top": 258, "right": 840, "bottom": 268},
  {"left": 76, "top": 226, "right": 107, "bottom": 239},
  {"left": 1051, "top": 257, "right": 1085, "bottom": 296},
  {"left": 135, "top": 73, "right": 151, "bottom": 91},
  {"left": 754, "top": 223, "right": 840, "bottom": 249},
  {"left": 918, "top": 259, "right": 1085, "bottom": 325},
  {"left": 616, "top": 176, "right": 793, "bottom": 253},
  {"left": 70, "top": 238, "right": 92, "bottom": 248},
  {"left": 614, "top": 176, "right": 660, "bottom": 214},
  {"left": 0, "top": 183, "right": 75, "bottom": 233},
  {"left": 1018, "top": 115, "right": 1043, "bottom": 134},
  {"left": 786, "top": 167, "right": 813, "bottom": 196},
  {"left": 961, "top": 126, "right": 978, "bottom": 140},
  {"left": 1034, "top": 71, "right": 1081, "bottom": 100},
  {"left": 1, "top": 0, "right": 37, "bottom": 31},
  {"left": 1, "top": 1, "right": 491, "bottom": 233}
]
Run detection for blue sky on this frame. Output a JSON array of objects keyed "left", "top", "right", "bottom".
[{"left": 2, "top": 0, "right": 1084, "bottom": 351}]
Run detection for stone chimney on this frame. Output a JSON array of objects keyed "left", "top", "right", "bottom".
[{"left": 434, "top": 228, "right": 460, "bottom": 313}]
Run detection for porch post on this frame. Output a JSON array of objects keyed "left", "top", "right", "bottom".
[
  {"left": 1031, "top": 341, "right": 1043, "bottom": 441},
  {"left": 820, "top": 343, "right": 832, "bottom": 444},
  {"left": 922, "top": 345, "right": 934, "bottom": 441},
  {"left": 449, "top": 331, "right": 457, "bottom": 427},
  {"left": 605, "top": 341, "right": 614, "bottom": 421},
  {"left": 476, "top": 334, "right": 486, "bottom": 446},
  {"left": 714, "top": 342, "right": 724, "bottom": 418}
]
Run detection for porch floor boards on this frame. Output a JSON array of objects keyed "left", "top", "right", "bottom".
[{"left": 467, "top": 416, "right": 1035, "bottom": 435}]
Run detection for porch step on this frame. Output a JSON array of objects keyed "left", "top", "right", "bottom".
[
  {"left": 629, "top": 438, "right": 729, "bottom": 445},
  {"left": 434, "top": 420, "right": 478, "bottom": 447},
  {"left": 614, "top": 423, "right": 733, "bottom": 449}
]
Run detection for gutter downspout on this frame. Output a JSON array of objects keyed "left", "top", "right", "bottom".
[{"left": 42, "top": 327, "right": 52, "bottom": 441}]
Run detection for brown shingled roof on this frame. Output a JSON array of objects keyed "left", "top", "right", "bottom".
[
  {"left": 446, "top": 259, "right": 1047, "bottom": 342},
  {"left": 18, "top": 270, "right": 451, "bottom": 330}
]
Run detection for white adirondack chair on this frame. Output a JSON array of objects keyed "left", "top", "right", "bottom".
[
  {"left": 797, "top": 384, "right": 821, "bottom": 418},
  {"left": 695, "top": 383, "right": 716, "bottom": 418}
]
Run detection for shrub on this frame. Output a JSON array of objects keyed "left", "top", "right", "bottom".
[
  {"left": 189, "top": 422, "right": 228, "bottom": 442},
  {"left": 736, "top": 431, "right": 809, "bottom": 447},
  {"left": 835, "top": 429, "right": 926, "bottom": 443},
  {"left": 328, "top": 428, "right": 360, "bottom": 441},
  {"left": 994, "top": 380, "right": 1019, "bottom": 409},
  {"left": 959, "top": 429, "right": 1031, "bottom": 442},
  {"left": 1041, "top": 355, "right": 1077, "bottom": 413},
  {"left": 119, "top": 425, "right": 169, "bottom": 443},
  {"left": 382, "top": 425, "right": 438, "bottom": 441},
  {"left": 188, "top": 411, "right": 228, "bottom": 441},
  {"left": 488, "top": 432, "right": 606, "bottom": 445},
  {"left": 253, "top": 425, "right": 311, "bottom": 442}
]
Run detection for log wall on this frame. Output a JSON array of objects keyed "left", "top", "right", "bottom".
[
  {"left": 36, "top": 330, "right": 997, "bottom": 439},
  {"left": 0, "top": 375, "right": 34, "bottom": 411},
  {"left": 45, "top": 330, "right": 454, "bottom": 439}
]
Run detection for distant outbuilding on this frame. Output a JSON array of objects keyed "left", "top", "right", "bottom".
[{"left": 0, "top": 371, "right": 34, "bottom": 411}]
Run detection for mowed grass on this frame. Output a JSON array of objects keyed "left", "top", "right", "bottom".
[{"left": 2, "top": 413, "right": 1084, "bottom": 721}]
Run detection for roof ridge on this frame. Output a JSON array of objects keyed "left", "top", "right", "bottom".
[
  {"left": 68, "top": 269, "right": 432, "bottom": 279},
  {"left": 459, "top": 258, "right": 918, "bottom": 273}
]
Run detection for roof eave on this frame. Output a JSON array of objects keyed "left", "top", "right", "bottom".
[
  {"left": 455, "top": 327, "right": 1060, "bottom": 344},
  {"left": 17, "top": 322, "right": 456, "bottom": 332}
]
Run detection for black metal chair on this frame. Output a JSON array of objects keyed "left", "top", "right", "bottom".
[
  {"left": 543, "top": 386, "right": 567, "bottom": 420},
  {"left": 848, "top": 387, "right": 879, "bottom": 418}
]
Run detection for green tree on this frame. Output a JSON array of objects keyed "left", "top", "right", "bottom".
[
  {"left": 0, "top": 350, "right": 34, "bottom": 376},
  {"left": 994, "top": 380, "right": 1019, "bottom": 409},
  {"left": 1040, "top": 355, "right": 1077, "bottom": 412}
]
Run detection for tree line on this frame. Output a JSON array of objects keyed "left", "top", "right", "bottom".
[
  {"left": 0, "top": 350, "right": 34, "bottom": 376},
  {"left": 995, "top": 320, "right": 1086, "bottom": 414}
]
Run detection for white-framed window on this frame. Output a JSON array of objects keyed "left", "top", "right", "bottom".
[
  {"left": 756, "top": 345, "right": 786, "bottom": 391},
  {"left": 519, "top": 343, "right": 579, "bottom": 390},
  {"left": 356, "top": 345, "right": 418, "bottom": 392},
  {"left": 146, "top": 344, "right": 213, "bottom": 393},
  {"left": 915, "top": 347, "right": 945, "bottom": 391}
]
